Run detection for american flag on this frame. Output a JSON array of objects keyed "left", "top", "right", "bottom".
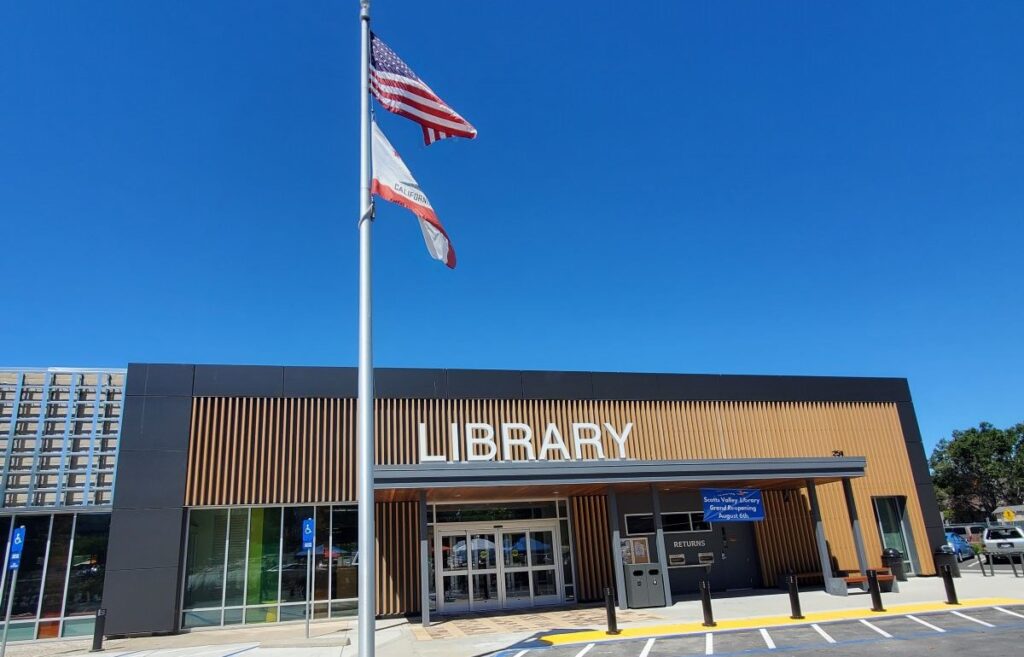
[{"left": 370, "top": 33, "right": 477, "bottom": 146}]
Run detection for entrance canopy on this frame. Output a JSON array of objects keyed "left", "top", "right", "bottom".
[{"left": 374, "top": 456, "right": 865, "bottom": 502}]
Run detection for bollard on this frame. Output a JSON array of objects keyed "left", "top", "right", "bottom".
[
  {"left": 867, "top": 570, "right": 885, "bottom": 612},
  {"left": 1010, "top": 555, "right": 1021, "bottom": 578},
  {"left": 980, "top": 553, "right": 993, "bottom": 577},
  {"left": 90, "top": 608, "right": 106, "bottom": 652},
  {"left": 940, "top": 564, "right": 959, "bottom": 605},
  {"left": 699, "top": 578, "right": 716, "bottom": 627},
  {"left": 787, "top": 573, "right": 804, "bottom": 619},
  {"left": 604, "top": 587, "right": 620, "bottom": 635}
]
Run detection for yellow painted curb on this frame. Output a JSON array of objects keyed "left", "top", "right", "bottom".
[{"left": 539, "top": 597, "right": 1024, "bottom": 646}]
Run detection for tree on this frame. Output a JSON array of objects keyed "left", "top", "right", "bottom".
[{"left": 929, "top": 421, "right": 1024, "bottom": 522}]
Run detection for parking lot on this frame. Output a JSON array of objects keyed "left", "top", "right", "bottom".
[{"left": 493, "top": 605, "right": 1024, "bottom": 657}]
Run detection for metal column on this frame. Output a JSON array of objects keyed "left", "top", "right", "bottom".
[
  {"left": 419, "top": 491, "right": 430, "bottom": 627},
  {"left": 649, "top": 485, "right": 673, "bottom": 607},
  {"left": 606, "top": 488, "right": 627, "bottom": 610},
  {"left": 842, "top": 478, "right": 869, "bottom": 575},
  {"left": 806, "top": 479, "right": 845, "bottom": 595}
]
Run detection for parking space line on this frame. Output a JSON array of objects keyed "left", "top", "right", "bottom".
[
  {"left": 759, "top": 628, "right": 776, "bottom": 649},
  {"left": 951, "top": 610, "right": 995, "bottom": 627},
  {"left": 637, "top": 637, "right": 655, "bottom": 657},
  {"left": 572, "top": 643, "right": 594, "bottom": 657},
  {"left": 858, "top": 618, "right": 893, "bottom": 638},
  {"left": 810, "top": 623, "right": 836, "bottom": 644},
  {"left": 995, "top": 606, "right": 1024, "bottom": 620},
  {"left": 511, "top": 650, "right": 529, "bottom": 657},
  {"left": 906, "top": 615, "right": 945, "bottom": 632},
  {"left": 705, "top": 632, "right": 713, "bottom": 655}
]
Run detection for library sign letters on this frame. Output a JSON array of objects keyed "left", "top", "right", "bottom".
[{"left": 417, "top": 421, "right": 634, "bottom": 462}]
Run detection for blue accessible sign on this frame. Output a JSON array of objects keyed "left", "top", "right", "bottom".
[
  {"left": 8, "top": 526, "right": 26, "bottom": 570},
  {"left": 302, "top": 518, "right": 315, "bottom": 550},
  {"left": 701, "top": 489, "right": 765, "bottom": 522}
]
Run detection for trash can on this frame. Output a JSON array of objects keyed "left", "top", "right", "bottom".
[
  {"left": 933, "top": 545, "right": 961, "bottom": 578},
  {"left": 645, "top": 566, "right": 666, "bottom": 607},
  {"left": 625, "top": 566, "right": 650, "bottom": 608},
  {"left": 881, "top": 548, "right": 907, "bottom": 581}
]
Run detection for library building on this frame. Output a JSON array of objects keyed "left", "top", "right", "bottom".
[{"left": 0, "top": 364, "right": 944, "bottom": 641}]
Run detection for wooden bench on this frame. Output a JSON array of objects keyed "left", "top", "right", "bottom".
[{"left": 842, "top": 569, "right": 896, "bottom": 592}]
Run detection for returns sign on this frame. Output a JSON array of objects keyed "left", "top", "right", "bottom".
[{"left": 701, "top": 489, "right": 765, "bottom": 522}]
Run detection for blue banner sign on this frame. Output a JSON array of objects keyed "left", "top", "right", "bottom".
[
  {"left": 701, "top": 489, "right": 765, "bottom": 522},
  {"left": 302, "top": 518, "right": 315, "bottom": 550},
  {"left": 9, "top": 526, "right": 26, "bottom": 570}
]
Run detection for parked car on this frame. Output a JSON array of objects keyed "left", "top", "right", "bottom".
[
  {"left": 948, "top": 524, "right": 988, "bottom": 544},
  {"left": 981, "top": 526, "right": 1024, "bottom": 563},
  {"left": 944, "top": 532, "right": 975, "bottom": 562}
]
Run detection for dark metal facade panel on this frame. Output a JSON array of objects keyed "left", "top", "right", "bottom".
[
  {"left": 118, "top": 396, "right": 193, "bottom": 454},
  {"left": 104, "top": 378, "right": 194, "bottom": 635},
  {"left": 522, "top": 371, "right": 595, "bottom": 400},
  {"left": 128, "top": 363, "right": 912, "bottom": 403},
  {"left": 193, "top": 365, "right": 284, "bottom": 397},
  {"left": 896, "top": 401, "right": 946, "bottom": 553},
  {"left": 114, "top": 448, "right": 188, "bottom": 510},
  {"left": 375, "top": 368, "right": 446, "bottom": 398},
  {"left": 102, "top": 566, "right": 183, "bottom": 636},
  {"left": 445, "top": 369, "right": 524, "bottom": 399},
  {"left": 374, "top": 457, "right": 868, "bottom": 489},
  {"left": 282, "top": 366, "right": 357, "bottom": 397},
  {"left": 126, "top": 364, "right": 196, "bottom": 397},
  {"left": 104, "top": 508, "right": 187, "bottom": 571}
]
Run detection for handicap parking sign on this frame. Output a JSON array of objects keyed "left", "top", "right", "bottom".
[
  {"left": 302, "top": 518, "right": 314, "bottom": 550},
  {"left": 8, "top": 526, "right": 25, "bottom": 570}
]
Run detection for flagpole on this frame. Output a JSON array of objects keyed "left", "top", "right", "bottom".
[{"left": 357, "top": 1, "right": 375, "bottom": 657}]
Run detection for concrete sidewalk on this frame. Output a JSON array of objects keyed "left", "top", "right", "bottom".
[
  {"left": 367, "top": 573, "right": 1024, "bottom": 657},
  {"left": 12, "top": 573, "right": 1024, "bottom": 657}
]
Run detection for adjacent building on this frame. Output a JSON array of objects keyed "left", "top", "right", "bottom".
[{"left": 0, "top": 368, "right": 125, "bottom": 641}]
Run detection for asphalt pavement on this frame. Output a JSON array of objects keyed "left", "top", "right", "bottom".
[{"left": 490, "top": 604, "right": 1024, "bottom": 657}]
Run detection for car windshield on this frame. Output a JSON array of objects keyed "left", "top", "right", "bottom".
[
  {"left": 950, "top": 528, "right": 967, "bottom": 535},
  {"left": 987, "top": 528, "right": 1023, "bottom": 540}
]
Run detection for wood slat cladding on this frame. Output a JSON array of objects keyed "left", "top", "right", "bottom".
[
  {"left": 753, "top": 490, "right": 823, "bottom": 586},
  {"left": 187, "top": 397, "right": 357, "bottom": 506},
  {"left": 376, "top": 501, "right": 419, "bottom": 616},
  {"left": 570, "top": 495, "right": 614, "bottom": 602},
  {"left": 186, "top": 397, "right": 934, "bottom": 577}
]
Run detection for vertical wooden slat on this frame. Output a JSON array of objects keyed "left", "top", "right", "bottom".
[{"left": 184, "top": 397, "right": 935, "bottom": 578}]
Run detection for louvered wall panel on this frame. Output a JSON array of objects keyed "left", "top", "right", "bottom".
[
  {"left": 569, "top": 495, "right": 613, "bottom": 602},
  {"left": 186, "top": 398, "right": 935, "bottom": 579},
  {"left": 375, "top": 501, "right": 420, "bottom": 616},
  {"left": 753, "top": 490, "right": 821, "bottom": 586}
]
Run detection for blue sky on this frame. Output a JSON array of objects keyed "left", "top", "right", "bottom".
[{"left": 1, "top": 2, "right": 1021, "bottom": 454}]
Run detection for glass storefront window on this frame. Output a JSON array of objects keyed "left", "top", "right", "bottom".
[
  {"left": 0, "top": 512, "right": 110, "bottom": 641},
  {"left": 314, "top": 506, "right": 330, "bottom": 602},
  {"left": 246, "top": 507, "right": 281, "bottom": 607},
  {"left": 40, "top": 515, "right": 73, "bottom": 619},
  {"left": 434, "top": 501, "right": 558, "bottom": 523},
  {"left": 64, "top": 514, "right": 110, "bottom": 615},
  {"left": 280, "top": 506, "right": 313, "bottom": 603},
  {"left": 181, "top": 505, "right": 361, "bottom": 627},
  {"left": 9, "top": 515, "right": 51, "bottom": 618},
  {"left": 183, "top": 509, "right": 228, "bottom": 613},
  {"left": 330, "top": 506, "right": 357, "bottom": 599},
  {"left": 224, "top": 509, "right": 248, "bottom": 607}
]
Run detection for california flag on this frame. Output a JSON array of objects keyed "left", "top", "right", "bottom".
[{"left": 371, "top": 121, "right": 456, "bottom": 268}]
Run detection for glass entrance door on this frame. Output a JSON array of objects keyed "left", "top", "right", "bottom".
[
  {"left": 873, "top": 497, "right": 915, "bottom": 575},
  {"left": 469, "top": 532, "right": 500, "bottom": 611},
  {"left": 436, "top": 522, "right": 564, "bottom": 613},
  {"left": 439, "top": 532, "right": 470, "bottom": 613}
]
